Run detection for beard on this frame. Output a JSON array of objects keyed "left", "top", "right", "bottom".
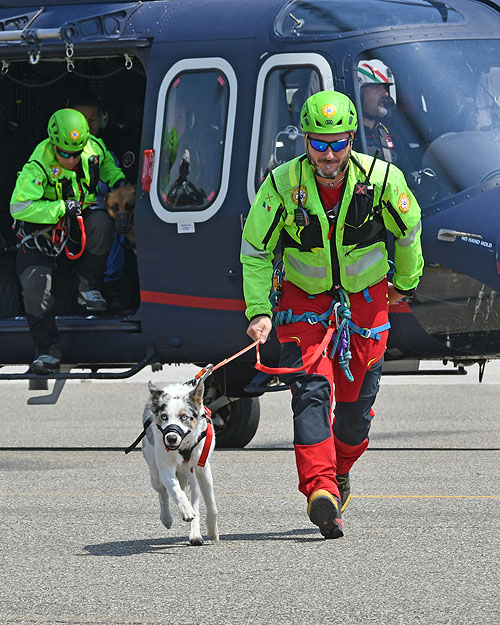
[
  {"left": 377, "top": 96, "right": 395, "bottom": 119},
  {"left": 312, "top": 151, "right": 350, "bottom": 180},
  {"left": 377, "top": 103, "right": 388, "bottom": 117}
]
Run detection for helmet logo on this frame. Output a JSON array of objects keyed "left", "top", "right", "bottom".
[
  {"left": 321, "top": 104, "right": 337, "bottom": 118},
  {"left": 69, "top": 129, "right": 81, "bottom": 141},
  {"left": 291, "top": 185, "right": 308, "bottom": 206},
  {"left": 398, "top": 192, "right": 411, "bottom": 213}
]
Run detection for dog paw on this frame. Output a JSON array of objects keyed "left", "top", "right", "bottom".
[
  {"left": 180, "top": 502, "right": 196, "bottom": 522},
  {"left": 189, "top": 536, "right": 204, "bottom": 546},
  {"left": 160, "top": 511, "right": 173, "bottom": 529},
  {"left": 208, "top": 525, "right": 220, "bottom": 543},
  {"left": 206, "top": 516, "right": 219, "bottom": 542}
]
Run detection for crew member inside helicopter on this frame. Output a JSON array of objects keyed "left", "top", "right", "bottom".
[
  {"left": 10, "top": 108, "right": 127, "bottom": 374},
  {"left": 357, "top": 59, "right": 399, "bottom": 164},
  {"left": 70, "top": 94, "right": 138, "bottom": 313}
]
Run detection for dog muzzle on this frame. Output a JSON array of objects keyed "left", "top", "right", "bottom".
[
  {"left": 115, "top": 212, "right": 133, "bottom": 235},
  {"left": 157, "top": 423, "right": 190, "bottom": 451}
]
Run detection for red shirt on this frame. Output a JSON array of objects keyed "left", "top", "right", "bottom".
[{"left": 317, "top": 181, "right": 343, "bottom": 239}]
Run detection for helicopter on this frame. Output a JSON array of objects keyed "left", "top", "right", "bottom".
[{"left": 1, "top": 0, "right": 500, "bottom": 447}]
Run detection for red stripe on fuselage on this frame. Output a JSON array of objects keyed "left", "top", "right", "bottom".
[{"left": 140, "top": 290, "right": 246, "bottom": 311}]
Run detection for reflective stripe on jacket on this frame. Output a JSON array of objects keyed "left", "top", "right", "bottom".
[
  {"left": 240, "top": 150, "right": 423, "bottom": 320},
  {"left": 10, "top": 136, "right": 125, "bottom": 224}
]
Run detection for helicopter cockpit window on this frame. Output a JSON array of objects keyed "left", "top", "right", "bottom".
[
  {"left": 255, "top": 66, "right": 321, "bottom": 188},
  {"left": 158, "top": 70, "right": 229, "bottom": 211},
  {"left": 353, "top": 40, "right": 500, "bottom": 206},
  {"left": 276, "top": 0, "right": 463, "bottom": 37}
]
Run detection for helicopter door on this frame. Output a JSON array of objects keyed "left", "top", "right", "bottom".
[{"left": 136, "top": 56, "right": 240, "bottom": 363}]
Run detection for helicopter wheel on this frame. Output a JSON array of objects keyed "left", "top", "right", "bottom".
[{"left": 203, "top": 377, "right": 260, "bottom": 448}]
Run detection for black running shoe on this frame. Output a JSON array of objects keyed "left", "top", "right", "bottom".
[
  {"left": 307, "top": 489, "right": 344, "bottom": 539},
  {"left": 30, "top": 353, "right": 61, "bottom": 375},
  {"left": 337, "top": 472, "right": 351, "bottom": 513}
]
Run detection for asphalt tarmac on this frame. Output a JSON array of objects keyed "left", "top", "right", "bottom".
[{"left": 0, "top": 362, "right": 499, "bottom": 625}]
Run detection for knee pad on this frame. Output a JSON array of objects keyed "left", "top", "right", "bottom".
[
  {"left": 19, "top": 265, "right": 54, "bottom": 319},
  {"left": 333, "top": 358, "right": 383, "bottom": 445}
]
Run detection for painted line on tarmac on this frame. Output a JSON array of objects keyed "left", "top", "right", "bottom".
[{"left": 354, "top": 494, "right": 500, "bottom": 500}]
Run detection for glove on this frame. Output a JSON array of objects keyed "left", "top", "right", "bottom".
[{"left": 65, "top": 199, "right": 82, "bottom": 218}]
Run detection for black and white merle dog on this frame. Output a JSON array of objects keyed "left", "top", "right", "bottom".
[{"left": 142, "top": 379, "right": 219, "bottom": 545}]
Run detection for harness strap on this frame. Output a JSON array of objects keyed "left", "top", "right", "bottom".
[
  {"left": 347, "top": 320, "right": 391, "bottom": 341},
  {"left": 274, "top": 299, "right": 336, "bottom": 330},
  {"left": 197, "top": 416, "right": 213, "bottom": 468},
  {"left": 124, "top": 416, "right": 152, "bottom": 454}
]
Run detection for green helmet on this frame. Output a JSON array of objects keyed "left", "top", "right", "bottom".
[
  {"left": 300, "top": 91, "right": 358, "bottom": 134},
  {"left": 47, "top": 108, "right": 89, "bottom": 151}
]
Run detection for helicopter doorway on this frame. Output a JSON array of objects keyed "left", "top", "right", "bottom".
[{"left": 0, "top": 54, "right": 147, "bottom": 319}]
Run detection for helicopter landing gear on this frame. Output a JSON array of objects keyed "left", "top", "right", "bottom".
[{"left": 203, "top": 375, "right": 260, "bottom": 448}]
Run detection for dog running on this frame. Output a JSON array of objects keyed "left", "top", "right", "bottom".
[{"left": 142, "top": 378, "right": 219, "bottom": 545}]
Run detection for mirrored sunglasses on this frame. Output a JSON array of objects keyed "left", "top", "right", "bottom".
[
  {"left": 308, "top": 136, "right": 351, "bottom": 153},
  {"left": 55, "top": 146, "right": 83, "bottom": 159}
]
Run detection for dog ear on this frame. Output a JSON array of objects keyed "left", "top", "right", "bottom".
[
  {"left": 148, "top": 381, "right": 164, "bottom": 403},
  {"left": 189, "top": 379, "right": 205, "bottom": 409}
]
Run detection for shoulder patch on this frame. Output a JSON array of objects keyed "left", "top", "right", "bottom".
[
  {"left": 50, "top": 165, "right": 62, "bottom": 178},
  {"left": 398, "top": 192, "right": 410, "bottom": 213}
]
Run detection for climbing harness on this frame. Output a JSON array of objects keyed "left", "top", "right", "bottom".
[
  {"left": 16, "top": 215, "right": 87, "bottom": 260},
  {"left": 268, "top": 288, "right": 390, "bottom": 382}
]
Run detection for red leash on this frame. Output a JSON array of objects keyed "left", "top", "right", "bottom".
[
  {"left": 254, "top": 324, "right": 335, "bottom": 376},
  {"left": 65, "top": 215, "right": 87, "bottom": 260},
  {"left": 194, "top": 315, "right": 336, "bottom": 381}
]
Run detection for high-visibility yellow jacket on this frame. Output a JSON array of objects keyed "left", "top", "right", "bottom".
[
  {"left": 241, "top": 151, "right": 423, "bottom": 320},
  {"left": 10, "top": 137, "right": 125, "bottom": 224}
]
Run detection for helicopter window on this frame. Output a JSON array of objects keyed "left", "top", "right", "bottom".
[
  {"left": 255, "top": 66, "right": 322, "bottom": 189},
  {"left": 157, "top": 69, "right": 229, "bottom": 213},
  {"left": 353, "top": 40, "right": 500, "bottom": 205},
  {"left": 276, "top": 0, "right": 463, "bottom": 36}
]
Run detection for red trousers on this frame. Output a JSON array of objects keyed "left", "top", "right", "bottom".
[{"left": 276, "top": 279, "right": 389, "bottom": 500}]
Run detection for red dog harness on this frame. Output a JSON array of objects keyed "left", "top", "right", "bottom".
[{"left": 196, "top": 409, "right": 213, "bottom": 468}]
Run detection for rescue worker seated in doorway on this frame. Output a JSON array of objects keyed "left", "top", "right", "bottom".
[
  {"left": 10, "top": 108, "right": 127, "bottom": 374},
  {"left": 241, "top": 91, "right": 423, "bottom": 538},
  {"left": 358, "top": 59, "right": 398, "bottom": 164}
]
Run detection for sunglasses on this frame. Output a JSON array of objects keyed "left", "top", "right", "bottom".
[
  {"left": 307, "top": 136, "right": 351, "bottom": 153},
  {"left": 55, "top": 146, "right": 83, "bottom": 159}
]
